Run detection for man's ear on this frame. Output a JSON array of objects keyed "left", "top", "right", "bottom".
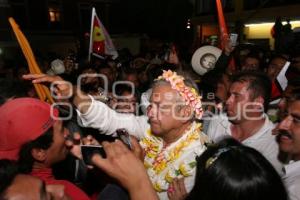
[{"left": 31, "top": 148, "right": 47, "bottom": 162}]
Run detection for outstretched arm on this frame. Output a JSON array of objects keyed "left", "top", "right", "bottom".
[
  {"left": 23, "top": 74, "right": 148, "bottom": 138},
  {"left": 23, "top": 74, "right": 92, "bottom": 114},
  {"left": 214, "top": 37, "right": 236, "bottom": 74}
]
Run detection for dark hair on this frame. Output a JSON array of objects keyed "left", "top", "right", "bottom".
[
  {"left": 290, "top": 88, "right": 300, "bottom": 102},
  {"left": 199, "top": 70, "right": 226, "bottom": 100},
  {"left": 246, "top": 52, "right": 261, "bottom": 60},
  {"left": 18, "top": 128, "right": 53, "bottom": 173},
  {"left": 269, "top": 54, "right": 288, "bottom": 63},
  {"left": 0, "top": 78, "right": 28, "bottom": 105},
  {"left": 288, "top": 77, "right": 300, "bottom": 88},
  {"left": 231, "top": 71, "right": 271, "bottom": 110},
  {"left": 115, "top": 83, "right": 136, "bottom": 97},
  {"left": 187, "top": 138, "right": 288, "bottom": 200},
  {"left": 0, "top": 159, "right": 19, "bottom": 199},
  {"left": 243, "top": 52, "right": 263, "bottom": 70}
]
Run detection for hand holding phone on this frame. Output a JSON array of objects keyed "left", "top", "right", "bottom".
[
  {"left": 116, "top": 129, "right": 132, "bottom": 149},
  {"left": 81, "top": 145, "right": 106, "bottom": 166},
  {"left": 81, "top": 129, "right": 132, "bottom": 165},
  {"left": 229, "top": 33, "right": 238, "bottom": 47}
]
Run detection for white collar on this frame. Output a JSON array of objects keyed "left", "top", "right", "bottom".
[
  {"left": 284, "top": 160, "right": 300, "bottom": 177},
  {"left": 220, "top": 113, "right": 273, "bottom": 141},
  {"left": 243, "top": 115, "right": 274, "bottom": 143}
]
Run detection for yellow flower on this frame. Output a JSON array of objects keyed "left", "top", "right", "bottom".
[
  {"left": 179, "top": 161, "right": 197, "bottom": 177},
  {"left": 147, "top": 152, "right": 156, "bottom": 158},
  {"left": 142, "top": 122, "right": 205, "bottom": 190},
  {"left": 144, "top": 161, "right": 152, "bottom": 169},
  {"left": 153, "top": 182, "right": 163, "bottom": 192},
  {"left": 165, "top": 169, "right": 180, "bottom": 183},
  {"left": 165, "top": 171, "right": 174, "bottom": 183},
  {"left": 179, "top": 164, "right": 189, "bottom": 176},
  {"left": 153, "top": 162, "right": 167, "bottom": 174}
]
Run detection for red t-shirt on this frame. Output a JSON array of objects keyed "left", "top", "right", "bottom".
[{"left": 31, "top": 168, "right": 90, "bottom": 200}]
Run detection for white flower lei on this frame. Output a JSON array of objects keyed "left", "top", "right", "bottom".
[{"left": 140, "top": 122, "right": 208, "bottom": 192}]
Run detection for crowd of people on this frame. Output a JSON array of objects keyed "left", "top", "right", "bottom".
[{"left": 0, "top": 33, "right": 300, "bottom": 200}]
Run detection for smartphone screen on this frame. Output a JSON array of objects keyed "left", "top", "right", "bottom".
[
  {"left": 229, "top": 33, "right": 238, "bottom": 47},
  {"left": 81, "top": 145, "right": 106, "bottom": 165}
]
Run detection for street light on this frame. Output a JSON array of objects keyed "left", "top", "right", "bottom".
[{"left": 186, "top": 19, "right": 191, "bottom": 29}]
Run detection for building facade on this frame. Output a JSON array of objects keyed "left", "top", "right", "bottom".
[
  {"left": 0, "top": 0, "right": 119, "bottom": 59},
  {"left": 191, "top": 0, "right": 300, "bottom": 50}
]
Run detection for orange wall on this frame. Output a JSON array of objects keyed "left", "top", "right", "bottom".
[{"left": 198, "top": 25, "right": 219, "bottom": 41}]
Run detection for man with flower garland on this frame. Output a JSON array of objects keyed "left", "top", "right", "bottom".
[{"left": 24, "top": 70, "right": 209, "bottom": 199}]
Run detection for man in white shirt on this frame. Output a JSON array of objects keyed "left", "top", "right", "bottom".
[
  {"left": 206, "top": 72, "right": 282, "bottom": 172},
  {"left": 275, "top": 92, "right": 300, "bottom": 200},
  {"left": 23, "top": 70, "right": 209, "bottom": 199}
]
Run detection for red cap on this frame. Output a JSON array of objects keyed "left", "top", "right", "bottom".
[{"left": 0, "top": 98, "right": 59, "bottom": 160}]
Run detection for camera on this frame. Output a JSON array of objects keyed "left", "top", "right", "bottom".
[
  {"left": 81, "top": 145, "right": 106, "bottom": 165},
  {"left": 81, "top": 128, "right": 132, "bottom": 166}
]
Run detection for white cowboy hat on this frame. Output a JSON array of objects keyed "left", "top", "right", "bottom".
[
  {"left": 47, "top": 59, "right": 65, "bottom": 75},
  {"left": 191, "top": 45, "right": 222, "bottom": 75}
]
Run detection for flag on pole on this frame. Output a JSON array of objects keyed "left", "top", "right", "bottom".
[
  {"left": 216, "top": 0, "right": 236, "bottom": 71},
  {"left": 276, "top": 61, "right": 290, "bottom": 91},
  {"left": 8, "top": 17, "right": 54, "bottom": 104},
  {"left": 216, "top": 0, "right": 228, "bottom": 50},
  {"left": 88, "top": 7, "right": 118, "bottom": 61},
  {"left": 270, "top": 61, "right": 290, "bottom": 102}
]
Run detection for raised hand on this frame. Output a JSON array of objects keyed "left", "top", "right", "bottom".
[
  {"left": 23, "top": 74, "right": 73, "bottom": 99},
  {"left": 65, "top": 132, "right": 100, "bottom": 160},
  {"left": 224, "top": 36, "right": 236, "bottom": 56}
]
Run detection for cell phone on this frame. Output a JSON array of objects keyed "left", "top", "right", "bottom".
[
  {"left": 81, "top": 145, "right": 106, "bottom": 165},
  {"left": 116, "top": 129, "right": 132, "bottom": 149},
  {"left": 229, "top": 33, "right": 238, "bottom": 47}
]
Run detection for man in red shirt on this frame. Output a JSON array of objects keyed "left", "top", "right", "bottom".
[{"left": 0, "top": 98, "right": 90, "bottom": 200}]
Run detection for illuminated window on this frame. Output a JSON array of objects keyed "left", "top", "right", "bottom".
[{"left": 48, "top": 8, "right": 60, "bottom": 22}]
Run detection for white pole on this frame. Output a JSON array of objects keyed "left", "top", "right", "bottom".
[{"left": 88, "top": 7, "right": 95, "bottom": 62}]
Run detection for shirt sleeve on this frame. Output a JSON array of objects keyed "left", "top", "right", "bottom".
[
  {"left": 206, "top": 115, "right": 221, "bottom": 142},
  {"left": 206, "top": 114, "right": 229, "bottom": 143},
  {"left": 213, "top": 52, "right": 231, "bottom": 74},
  {"left": 76, "top": 95, "right": 149, "bottom": 139}
]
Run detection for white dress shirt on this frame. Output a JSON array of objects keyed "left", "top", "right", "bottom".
[
  {"left": 283, "top": 160, "right": 300, "bottom": 200},
  {"left": 206, "top": 113, "right": 283, "bottom": 173}
]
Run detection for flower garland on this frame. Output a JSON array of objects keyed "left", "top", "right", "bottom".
[
  {"left": 156, "top": 70, "right": 203, "bottom": 119},
  {"left": 140, "top": 122, "right": 208, "bottom": 192}
]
